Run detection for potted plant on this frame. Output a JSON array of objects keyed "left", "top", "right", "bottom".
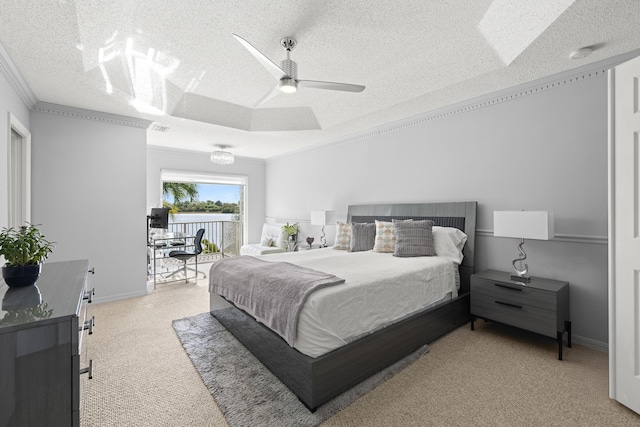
[
  {"left": 282, "top": 222, "right": 300, "bottom": 242},
  {"left": 0, "top": 224, "right": 55, "bottom": 288}
]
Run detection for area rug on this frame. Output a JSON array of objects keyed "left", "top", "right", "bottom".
[{"left": 172, "top": 312, "right": 428, "bottom": 427}]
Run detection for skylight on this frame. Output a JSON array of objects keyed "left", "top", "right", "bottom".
[{"left": 478, "top": 0, "right": 575, "bottom": 65}]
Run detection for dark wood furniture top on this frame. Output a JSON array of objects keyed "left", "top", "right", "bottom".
[{"left": 470, "top": 269, "right": 571, "bottom": 360}]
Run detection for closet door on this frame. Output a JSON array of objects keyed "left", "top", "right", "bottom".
[{"left": 609, "top": 54, "right": 640, "bottom": 415}]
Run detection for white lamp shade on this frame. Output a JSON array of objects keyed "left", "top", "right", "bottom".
[
  {"left": 311, "top": 210, "right": 336, "bottom": 226},
  {"left": 494, "top": 211, "right": 554, "bottom": 240}
]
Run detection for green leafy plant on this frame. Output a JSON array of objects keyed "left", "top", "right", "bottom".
[
  {"left": 0, "top": 302, "right": 53, "bottom": 326},
  {"left": 282, "top": 222, "right": 299, "bottom": 237},
  {"left": 0, "top": 224, "right": 55, "bottom": 267},
  {"left": 201, "top": 238, "right": 220, "bottom": 254}
]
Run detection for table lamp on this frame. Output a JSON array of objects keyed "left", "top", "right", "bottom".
[
  {"left": 311, "top": 210, "right": 336, "bottom": 247},
  {"left": 494, "top": 210, "right": 554, "bottom": 283}
]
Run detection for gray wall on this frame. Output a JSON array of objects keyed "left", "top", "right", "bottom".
[
  {"left": 266, "top": 71, "right": 609, "bottom": 349},
  {"left": 30, "top": 109, "right": 148, "bottom": 303},
  {"left": 0, "top": 59, "right": 31, "bottom": 229},
  {"left": 146, "top": 147, "right": 267, "bottom": 245}
]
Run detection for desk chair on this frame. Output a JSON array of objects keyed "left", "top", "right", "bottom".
[{"left": 166, "top": 228, "right": 205, "bottom": 283}]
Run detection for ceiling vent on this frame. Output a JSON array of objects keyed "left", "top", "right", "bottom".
[{"left": 151, "top": 124, "right": 170, "bottom": 132}]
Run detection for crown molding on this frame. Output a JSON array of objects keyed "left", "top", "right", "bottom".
[
  {"left": 381, "top": 48, "right": 640, "bottom": 135},
  {"left": 0, "top": 39, "right": 37, "bottom": 108},
  {"left": 147, "top": 144, "right": 265, "bottom": 165},
  {"left": 268, "top": 48, "right": 640, "bottom": 164},
  {"left": 33, "top": 102, "right": 153, "bottom": 129}
]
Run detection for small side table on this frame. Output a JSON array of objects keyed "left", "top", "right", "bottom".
[
  {"left": 298, "top": 244, "right": 321, "bottom": 251},
  {"left": 470, "top": 269, "right": 571, "bottom": 360}
]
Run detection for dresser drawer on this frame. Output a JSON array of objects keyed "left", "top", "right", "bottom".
[
  {"left": 471, "top": 276, "right": 557, "bottom": 311},
  {"left": 471, "top": 293, "right": 557, "bottom": 338}
]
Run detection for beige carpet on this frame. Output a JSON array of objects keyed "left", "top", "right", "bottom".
[{"left": 80, "top": 276, "right": 640, "bottom": 427}]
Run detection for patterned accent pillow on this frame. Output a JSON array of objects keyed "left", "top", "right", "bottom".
[
  {"left": 349, "top": 222, "right": 376, "bottom": 252},
  {"left": 373, "top": 220, "right": 396, "bottom": 253},
  {"left": 260, "top": 236, "right": 273, "bottom": 247},
  {"left": 333, "top": 221, "right": 351, "bottom": 250},
  {"left": 392, "top": 219, "right": 436, "bottom": 257}
]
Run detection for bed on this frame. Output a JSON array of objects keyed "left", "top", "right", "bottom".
[{"left": 209, "top": 201, "right": 477, "bottom": 410}]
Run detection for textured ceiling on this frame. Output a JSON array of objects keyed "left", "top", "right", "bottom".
[{"left": 1, "top": 0, "right": 639, "bottom": 159}]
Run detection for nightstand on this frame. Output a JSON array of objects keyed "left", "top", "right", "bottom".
[
  {"left": 298, "top": 244, "right": 321, "bottom": 251},
  {"left": 470, "top": 269, "right": 571, "bottom": 360}
]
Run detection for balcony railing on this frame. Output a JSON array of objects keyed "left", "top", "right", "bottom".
[{"left": 167, "top": 220, "right": 243, "bottom": 262}]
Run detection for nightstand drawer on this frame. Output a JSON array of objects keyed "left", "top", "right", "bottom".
[
  {"left": 471, "top": 293, "right": 556, "bottom": 338},
  {"left": 471, "top": 277, "right": 557, "bottom": 311}
]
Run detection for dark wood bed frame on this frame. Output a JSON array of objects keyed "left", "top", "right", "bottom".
[{"left": 209, "top": 201, "right": 477, "bottom": 410}]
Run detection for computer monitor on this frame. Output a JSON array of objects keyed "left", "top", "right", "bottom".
[{"left": 149, "top": 207, "right": 169, "bottom": 229}]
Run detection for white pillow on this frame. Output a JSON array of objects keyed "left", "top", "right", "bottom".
[
  {"left": 274, "top": 228, "right": 289, "bottom": 249},
  {"left": 260, "top": 236, "right": 273, "bottom": 247},
  {"left": 432, "top": 226, "right": 467, "bottom": 264},
  {"left": 261, "top": 224, "right": 289, "bottom": 249},
  {"left": 333, "top": 222, "right": 351, "bottom": 250},
  {"left": 373, "top": 220, "right": 396, "bottom": 253}
]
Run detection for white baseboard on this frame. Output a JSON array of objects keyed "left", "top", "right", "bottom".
[
  {"left": 92, "top": 289, "right": 148, "bottom": 305},
  {"left": 573, "top": 334, "right": 608, "bottom": 352}
]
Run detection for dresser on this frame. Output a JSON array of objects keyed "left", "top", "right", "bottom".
[
  {"left": 470, "top": 269, "right": 571, "bottom": 360},
  {"left": 0, "top": 260, "right": 94, "bottom": 427}
]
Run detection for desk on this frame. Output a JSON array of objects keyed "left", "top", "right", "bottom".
[{"left": 148, "top": 232, "right": 196, "bottom": 288}]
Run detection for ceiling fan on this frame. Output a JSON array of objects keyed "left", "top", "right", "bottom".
[{"left": 233, "top": 34, "right": 365, "bottom": 106}]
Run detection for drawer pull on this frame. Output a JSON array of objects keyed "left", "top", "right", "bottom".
[
  {"left": 495, "top": 300, "right": 522, "bottom": 309},
  {"left": 83, "top": 288, "right": 95, "bottom": 303},
  {"left": 80, "top": 359, "right": 93, "bottom": 379},
  {"left": 494, "top": 283, "right": 522, "bottom": 292},
  {"left": 79, "top": 316, "right": 95, "bottom": 335}
]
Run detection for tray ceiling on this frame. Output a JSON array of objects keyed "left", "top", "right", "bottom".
[{"left": 1, "top": 0, "right": 639, "bottom": 159}]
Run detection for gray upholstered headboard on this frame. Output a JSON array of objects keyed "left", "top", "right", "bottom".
[{"left": 346, "top": 201, "right": 477, "bottom": 293}]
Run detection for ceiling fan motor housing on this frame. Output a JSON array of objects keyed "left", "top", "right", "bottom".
[{"left": 281, "top": 59, "right": 297, "bottom": 79}]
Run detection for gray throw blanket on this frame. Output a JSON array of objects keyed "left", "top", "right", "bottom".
[{"left": 209, "top": 256, "right": 345, "bottom": 346}]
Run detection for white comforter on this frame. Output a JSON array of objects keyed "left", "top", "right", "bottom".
[{"left": 256, "top": 249, "right": 458, "bottom": 358}]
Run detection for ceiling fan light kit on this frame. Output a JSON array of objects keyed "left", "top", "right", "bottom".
[
  {"left": 279, "top": 79, "right": 298, "bottom": 93},
  {"left": 233, "top": 33, "right": 365, "bottom": 106}
]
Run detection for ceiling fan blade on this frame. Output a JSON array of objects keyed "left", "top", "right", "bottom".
[
  {"left": 233, "top": 34, "right": 287, "bottom": 81},
  {"left": 253, "top": 83, "right": 281, "bottom": 107},
  {"left": 298, "top": 80, "right": 365, "bottom": 93}
]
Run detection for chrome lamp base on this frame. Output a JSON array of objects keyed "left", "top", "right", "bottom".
[
  {"left": 511, "top": 238, "right": 530, "bottom": 285},
  {"left": 319, "top": 225, "right": 327, "bottom": 247},
  {"left": 510, "top": 274, "right": 531, "bottom": 283}
]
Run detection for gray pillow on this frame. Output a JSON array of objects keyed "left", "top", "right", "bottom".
[
  {"left": 392, "top": 219, "right": 435, "bottom": 257},
  {"left": 349, "top": 222, "right": 376, "bottom": 252}
]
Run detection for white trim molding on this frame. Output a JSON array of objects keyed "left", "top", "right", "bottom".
[
  {"left": 7, "top": 113, "right": 31, "bottom": 228},
  {"left": 0, "top": 40, "right": 37, "bottom": 108},
  {"left": 147, "top": 145, "right": 265, "bottom": 165},
  {"left": 573, "top": 334, "right": 608, "bottom": 352},
  {"left": 33, "top": 102, "right": 153, "bottom": 129},
  {"left": 477, "top": 229, "right": 607, "bottom": 245}
]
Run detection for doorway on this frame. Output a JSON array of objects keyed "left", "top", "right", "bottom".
[
  {"left": 7, "top": 113, "right": 31, "bottom": 228},
  {"left": 159, "top": 169, "right": 248, "bottom": 253}
]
